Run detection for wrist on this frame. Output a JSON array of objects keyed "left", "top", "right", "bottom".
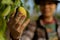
[{"left": 10, "top": 33, "right": 19, "bottom": 40}]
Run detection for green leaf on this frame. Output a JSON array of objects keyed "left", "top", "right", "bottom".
[
  {"left": 14, "top": 0, "right": 20, "bottom": 7},
  {"left": 1, "top": 0, "right": 13, "bottom": 5},
  {"left": 0, "top": 4, "right": 7, "bottom": 13},
  {"left": 0, "top": 17, "right": 7, "bottom": 40},
  {"left": 0, "top": 17, "right": 6, "bottom": 34},
  {"left": 1, "top": 6, "right": 11, "bottom": 17}
]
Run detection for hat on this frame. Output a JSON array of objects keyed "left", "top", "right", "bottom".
[{"left": 34, "top": 0, "right": 60, "bottom": 5}]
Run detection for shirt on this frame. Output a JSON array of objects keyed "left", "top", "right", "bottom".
[{"left": 45, "top": 23, "right": 58, "bottom": 40}]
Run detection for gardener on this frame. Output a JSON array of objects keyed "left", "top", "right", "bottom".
[{"left": 7, "top": 0, "right": 60, "bottom": 40}]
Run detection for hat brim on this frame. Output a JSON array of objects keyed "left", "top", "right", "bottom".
[{"left": 34, "top": 0, "right": 60, "bottom": 5}]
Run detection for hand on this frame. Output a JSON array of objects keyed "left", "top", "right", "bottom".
[{"left": 7, "top": 9, "right": 30, "bottom": 39}]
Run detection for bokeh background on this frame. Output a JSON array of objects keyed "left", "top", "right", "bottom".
[{"left": 21, "top": 0, "right": 60, "bottom": 21}]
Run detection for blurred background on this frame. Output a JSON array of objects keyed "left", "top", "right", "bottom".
[{"left": 21, "top": 0, "right": 60, "bottom": 21}]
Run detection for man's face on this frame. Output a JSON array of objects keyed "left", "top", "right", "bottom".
[{"left": 40, "top": 2, "right": 57, "bottom": 17}]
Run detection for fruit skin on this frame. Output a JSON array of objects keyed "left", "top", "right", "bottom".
[
  {"left": 18, "top": 7, "right": 30, "bottom": 24},
  {"left": 1, "top": 6, "right": 11, "bottom": 17},
  {"left": 18, "top": 7, "right": 27, "bottom": 17},
  {"left": 18, "top": 7, "right": 30, "bottom": 20}
]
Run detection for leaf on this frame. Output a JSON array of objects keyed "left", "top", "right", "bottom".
[
  {"left": 1, "top": 6, "right": 11, "bottom": 17},
  {"left": 0, "top": 17, "right": 6, "bottom": 34},
  {"left": 0, "top": 17, "right": 7, "bottom": 40},
  {"left": 1, "top": 0, "right": 13, "bottom": 5}
]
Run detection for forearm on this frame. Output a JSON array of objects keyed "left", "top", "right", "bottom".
[{"left": 10, "top": 33, "right": 19, "bottom": 40}]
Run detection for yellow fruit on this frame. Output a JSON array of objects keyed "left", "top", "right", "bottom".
[{"left": 18, "top": 7, "right": 26, "bottom": 17}]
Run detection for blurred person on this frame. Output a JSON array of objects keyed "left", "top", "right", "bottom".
[
  {"left": 7, "top": 0, "right": 60, "bottom": 40},
  {"left": 21, "top": 0, "right": 60, "bottom": 40},
  {"left": 33, "top": 0, "right": 60, "bottom": 40}
]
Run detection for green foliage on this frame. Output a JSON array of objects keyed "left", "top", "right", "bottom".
[
  {"left": 0, "top": 1, "right": 30, "bottom": 40},
  {"left": 0, "top": 6, "right": 11, "bottom": 17},
  {"left": 33, "top": 4, "right": 40, "bottom": 13},
  {"left": 0, "top": 0, "right": 21, "bottom": 40},
  {"left": 0, "top": 17, "right": 6, "bottom": 40},
  {"left": 1, "top": 0, "right": 13, "bottom": 5},
  {"left": 55, "top": 14, "right": 60, "bottom": 19},
  {"left": 24, "top": 0, "right": 28, "bottom": 3}
]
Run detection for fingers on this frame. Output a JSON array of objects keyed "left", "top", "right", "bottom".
[
  {"left": 14, "top": 12, "right": 22, "bottom": 24},
  {"left": 10, "top": 9, "right": 16, "bottom": 19},
  {"left": 8, "top": 8, "right": 16, "bottom": 29},
  {"left": 11, "top": 18, "right": 30, "bottom": 39},
  {"left": 8, "top": 12, "right": 22, "bottom": 31},
  {"left": 22, "top": 19, "right": 30, "bottom": 29},
  {"left": 19, "top": 19, "right": 30, "bottom": 36},
  {"left": 17, "top": 18, "right": 30, "bottom": 32},
  {"left": 14, "top": 15, "right": 26, "bottom": 29},
  {"left": 9, "top": 12, "right": 22, "bottom": 29},
  {"left": 13, "top": 18, "right": 30, "bottom": 38}
]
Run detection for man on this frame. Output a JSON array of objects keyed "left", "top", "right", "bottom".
[
  {"left": 7, "top": 0, "right": 60, "bottom": 40},
  {"left": 21, "top": 0, "right": 60, "bottom": 40}
]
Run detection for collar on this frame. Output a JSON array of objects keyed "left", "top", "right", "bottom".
[{"left": 37, "top": 15, "right": 59, "bottom": 27}]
